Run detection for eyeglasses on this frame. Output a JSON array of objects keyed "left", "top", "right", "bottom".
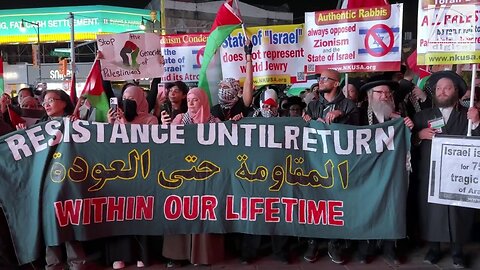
[
  {"left": 318, "top": 76, "right": 337, "bottom": 83},
  {"left": 372, "top": 90, "right": 392, "bottom": 97},
  {"left": 41, "top": 98, "right": 61, "bottom": 107}
]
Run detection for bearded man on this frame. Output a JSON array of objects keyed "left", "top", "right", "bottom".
[
  {"left": 304, "top": 69, "right": 358, "bottom": 125},
  {"left": 355, "top": 78, "right": 414, "bottom": 265},
  {"left": 412, "top": 71, "right": 480, "bottom": 269}
]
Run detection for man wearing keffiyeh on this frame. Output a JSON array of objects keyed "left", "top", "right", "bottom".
[{"left": 210, "top": 42, "right": 254, "bottom": 121}]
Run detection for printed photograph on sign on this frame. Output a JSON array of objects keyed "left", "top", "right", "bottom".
[{"left": 97, "top": 33, "right": 164, "bottom": 81}]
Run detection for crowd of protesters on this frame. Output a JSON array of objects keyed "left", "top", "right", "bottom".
[{"left": 0, "top": 41, "right": 480, "bottom": 270}]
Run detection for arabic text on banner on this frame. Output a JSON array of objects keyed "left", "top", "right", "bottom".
[{"left": 0, "top": 118, "right": 409, "bottom": 264}]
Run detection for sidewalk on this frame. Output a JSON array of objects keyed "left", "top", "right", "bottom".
[{"left": 108, "top": 243, "right": 480, "bottom": 270}]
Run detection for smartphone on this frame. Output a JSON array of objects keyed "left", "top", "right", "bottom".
[
  {"left": 110, "top": 97, "right": 118, "bottom": 111},
  {"left": 158, "top": 83, "right": 167, "bottom": 101}
]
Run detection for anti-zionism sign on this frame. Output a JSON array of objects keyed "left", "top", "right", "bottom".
[
  {"left": 417, "top": 0, "right": 480, "bottom": 65},
  {"left": 0, "top": 118, "right": 410, "bottom": 264},
  {"left": 429, "top": 135, "right": 480, "bottom": 208},
  {"left": 304, "top": 4, "right": 403, "bottom": 73}
]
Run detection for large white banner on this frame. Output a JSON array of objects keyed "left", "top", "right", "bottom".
[
  {"left": 304, "top": 4, "right": 403, "bottom": 73},
  {"left": 220, "top": 24, "right": 306, "bottom": 86},
  {"left": 160, "top": 33, "right": 208, "bottom": 83},
  {"left": 97, "top": 33, "right": 164, "bottom": 81},
  {"left": 417, "top": 0, "right": 480, "bottom": 65},
  {"left": 429, "top": 135, "right": 480, "bottom": 209}
]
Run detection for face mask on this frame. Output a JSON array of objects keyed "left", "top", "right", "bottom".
[
  {"left": 123, "top": 99, "right": 138, "bottom": 122},
  {"left": 218, "top": 87, "right": 238, "bottom": 109},
  {"left": 460, "top": 99, "right": 472, "bottom": 108},
  {"left": 260, "top": 108, "right": 278, "bottom": 118}
]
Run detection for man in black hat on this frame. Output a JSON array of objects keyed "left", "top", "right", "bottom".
[
  {"left": 354, "top": 77, "right": 413, "bottom": 265},
  {"left": 358, "top": 77, "right": 414, "bottom": 128},
  {"left": 282, "top": 96, "right": 306, "bottom": 117},
  {"left": 412, "top": 71, "right": 480, "bottom": 269}
]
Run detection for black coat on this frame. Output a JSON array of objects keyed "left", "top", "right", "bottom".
[{"left": 412, "top": 106, "right": 478, "bottom": 243}]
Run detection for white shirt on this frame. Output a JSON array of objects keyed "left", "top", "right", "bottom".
[{"left": 439, "top": 107, "right": 453, "bottom": 124}]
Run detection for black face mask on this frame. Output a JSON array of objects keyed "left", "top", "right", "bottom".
[{"left": 123, "top": 99, "right": 138, "bottom": 122}]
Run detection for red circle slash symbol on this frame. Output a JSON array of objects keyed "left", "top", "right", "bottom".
[
  {"left": 364, "top": 24, "right": 394, "bottom": 57},
  {"left": 196, "top": 47, "right": 205, "bottom": 67}
]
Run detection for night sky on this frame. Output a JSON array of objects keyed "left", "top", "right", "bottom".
[{"left": 0, "top": 0, "right": 417, "bottom": 33}]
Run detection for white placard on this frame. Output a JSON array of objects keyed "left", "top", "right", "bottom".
[{"left": 429, "top": 135, "right": 480, "bottom": 208}]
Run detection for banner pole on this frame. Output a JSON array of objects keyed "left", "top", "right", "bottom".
[
  {"left": 467, "top": 64, "right": 477, "bottom": 136},
  {"left": 336, "top": 0, "right": 344, "bottom": 9}
]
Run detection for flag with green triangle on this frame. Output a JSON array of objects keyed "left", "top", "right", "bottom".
[{"left": 198, "top": 0, "right": 242, "bottom": 105}]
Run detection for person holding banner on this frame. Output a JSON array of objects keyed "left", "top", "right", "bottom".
[
  {"left": 356, "top": 77, "right": 414, "bottom": 265},
  {"left": 32, "top": 90, "right": 88, "bottom": 270},
  {"left": 241, "top": 89, "right": 291, "bottom": 264},
  {"left": 106, "top": 85, "right": 158, "bottom": 269},
  {"left": 303, "top": 69, "right": 358, "bottom": 125},
  {"left": 163, "top": 87, "right": 223, "bottom": 267},
  {"left": 303, "top": 69, "right": 357, "bottom": 264},
  {"left": 412, "top": 71, "right": 480, "bottom": 269}
]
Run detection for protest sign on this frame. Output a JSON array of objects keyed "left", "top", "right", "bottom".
[
  {"left": 304, "top": 4, "right": 403, "bottom": 73},
  {"left": 160, "top": 33, "right": 208, "bottom": 83},
  {"left": 417, "top": 1, "right": 480, "bottom": 65},
  {"left": 0, "top": 118, "right": 409, "bottom": 264},
  {"left": 220, "top": 24, "right": 306, "bottom": 86},
  {"left": 97, "top": 33, "right": 164, "bottom": 80},
  {"left": 429, "top": 135, "right": 480, "bottom": 208}
]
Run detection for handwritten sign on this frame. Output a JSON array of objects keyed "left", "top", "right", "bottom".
[
  {"left": 304, "top": 4, "right": 403, "bottom": 73},
  {"left": 97, "top": 33, "right": 164, "bottom": 81},
  {"left": 429, "top": 135, "right": 480, "bottom": 208},
  {"left": 417, "top": 1, "right": 480, "bottom": 65},
  {"left": 0, "top": 118, "right": 410, "bottom": 264}
]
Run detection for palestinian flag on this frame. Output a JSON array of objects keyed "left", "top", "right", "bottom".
[
  {"left": 407, "top": 49, "right": 431, "bottom": 79},
  {"left": 341, "top": 0, "right": 389, "bottom": 8},
  {"left": 198, "top": 0, "right": 242, "bottom": 105},
  {"left": 81, "top": 59, "right": 109, "bottom": 122}
]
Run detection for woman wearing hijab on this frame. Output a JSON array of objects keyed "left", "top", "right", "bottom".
[
  {"left": 108, "top": 85, "right": 158, "bottom": 125},
  {"left": 171, "top": 87, "right": 220, "bottom": 125},
  {"left": 106, "top": 85, "right": 157, "bottom": 269},
  {"left": 163, "top": 87, "right": 223, "bottom": 267}
]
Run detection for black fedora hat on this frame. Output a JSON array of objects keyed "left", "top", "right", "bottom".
[
  {"left": 426, "top": 70, "right": 467, "bottom": 97},
  {"left": 282, "top": 96, "right": 306, "bottom": 110},
  {"left": 359, "top": 75, "right": 399, "bottom": 93}
]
